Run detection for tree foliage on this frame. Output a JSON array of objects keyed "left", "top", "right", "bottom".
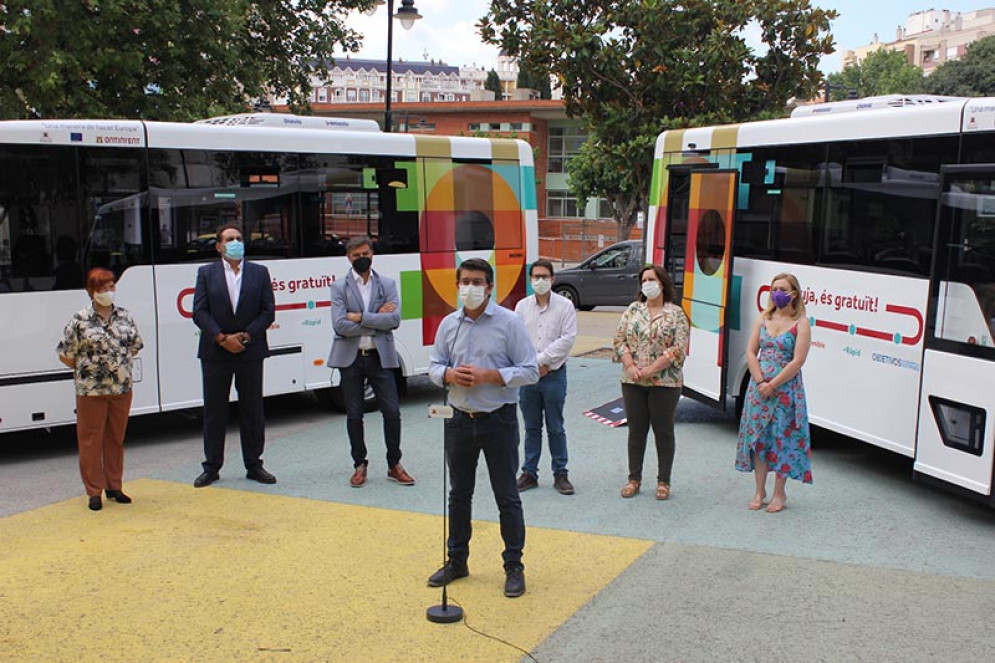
[
  {"left": 479, "top": 0, "right": 836, "bottom": 238},
  {"left": 516, "top": 66, "right": 551, "bottom": 99},
  {"left": 927, "top": 35, "right": 995, "bottom": 97},
  {"left": 485, "top": 69, "right": 504, "bottom": 99},
  {"left": 0, "top": 0, "right": 370, "bottom": 121},
  {"left": 826, "top": 48, "right": 925, "bottom": 101}
]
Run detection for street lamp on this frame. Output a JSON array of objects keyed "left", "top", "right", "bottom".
[{"left": 366, "top": 0, "right": 422, "bottom": 132}]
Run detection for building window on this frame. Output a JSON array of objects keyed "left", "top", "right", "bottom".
[
  {"left": 468, "top": 123, "right": 480, "bottom": 131},
  {"left": 421, "top": 92, "right": 431, "bottom": 102},
  {"left": 548, "top": 126, "right": 588, "bottom": 174},
  {"left": 598, "top": 199, "right": 614, "bottom": 219},
  {"left": 546, "top": 190, "right": 584, "bottom": 218},
  {"left": 333, "top": 89, "right": 343, "bottom": 100},
  {"left": 346, "top": 89, "right": 357, "bottom": 102},
  {"left": 359, "top": 89, "right": 370, "bottom": 102},
  {"left": 405, "top": 91, "right": 416, "bottom": 102},
  {"left": 317, "top": 88, "right": 328, "bottom": 103}
]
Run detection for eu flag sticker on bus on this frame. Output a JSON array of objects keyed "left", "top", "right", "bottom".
[{"left": 70, "top": 132, "right": 83, "bottom": 142}]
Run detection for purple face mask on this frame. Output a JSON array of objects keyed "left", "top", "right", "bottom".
[{"left": 771, "top": 289, "right": 793, "bottom": 309}]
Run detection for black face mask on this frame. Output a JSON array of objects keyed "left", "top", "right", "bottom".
[{"left": 352, "top": 256, "right": 372, "bottom": 274}]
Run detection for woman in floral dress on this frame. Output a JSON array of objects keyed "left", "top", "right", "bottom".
[
  {"left": 613, "top": 265, "right": 689, "bottom": 501},
  {"left": 735, "top": 272, "right": 812, "bottom": 513}
]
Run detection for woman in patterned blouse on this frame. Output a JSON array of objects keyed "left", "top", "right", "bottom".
[
  {"left": 57, "top": 268, "right": 144, "bottom": 511},
  {"left": 613, "top": 265, "right": 689, "bottom": 501}
]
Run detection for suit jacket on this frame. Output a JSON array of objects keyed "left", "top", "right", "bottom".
[
  {"left": 193, "top": 259, "right": 275, "bottom": 362},
  {"left": 326, "top": 269, "right": 400, "bottom": 369}
]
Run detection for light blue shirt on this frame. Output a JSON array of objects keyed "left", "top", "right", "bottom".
[{"left": 429, "top": 300, "right": 539, "bottom": 413}]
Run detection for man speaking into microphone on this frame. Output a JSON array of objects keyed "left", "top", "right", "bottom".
[{"left": 427, "top": 258, "right": 538, "bottom": 598}]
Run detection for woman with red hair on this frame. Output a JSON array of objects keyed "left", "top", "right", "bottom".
[{"left": 57, "top": 268, "right": 144, "bottom": 511}]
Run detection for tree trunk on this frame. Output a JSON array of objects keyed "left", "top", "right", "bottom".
[{"left": 613, "top": 193, "right": 643, "bottom": 241}]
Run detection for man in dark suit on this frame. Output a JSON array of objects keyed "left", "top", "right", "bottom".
[
  {"left": 192, "top": 223, "right": 276, "bottom": 487},
  {"left": 327, "top": 236, "right": 413, "bottom": 488}
]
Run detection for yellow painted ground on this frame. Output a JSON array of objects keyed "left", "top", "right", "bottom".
[{"left": 0, "top": 479, "right": 651, "bottom": 662}]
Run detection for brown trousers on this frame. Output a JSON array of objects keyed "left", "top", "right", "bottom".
[{"left": 75, "top": 392, "right": 133, "bottom": 497}]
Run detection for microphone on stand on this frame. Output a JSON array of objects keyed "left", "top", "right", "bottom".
[{"left": 427, "top": 316, "right": 464, "bottom": 624}]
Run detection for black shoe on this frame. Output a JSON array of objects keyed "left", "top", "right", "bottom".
[
  {"left": 504, "top": 568, "right": 526, "bottom": 598},
  {"left": 105, "top": 489, "right": 132, "bottom": 504},
  {"left": 553, "top": 474, "right": 575, "bottom": 495},
  {"left": 88, "top": 495, "right": 102, "bottom": 511},
  {"left": 246, "top": 467, "right": 277, "bottom": 484},
  {"left": 427, "top": 561, "right": 469, "bottom": 587},
  {"left": 194, "top": 471, "right": 220, "bottom": 488},
  {"left": 516, "top": 472, "right": 538, "bottom": 492}
]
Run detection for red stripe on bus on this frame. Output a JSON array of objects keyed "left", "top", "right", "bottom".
[{"left": 815, "top": 319, "right": 847, "bottom": 332}]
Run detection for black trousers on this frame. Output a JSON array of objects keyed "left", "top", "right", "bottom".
[
  {"left": 445, "top": 403, "right": 525, "bottom": 572},
  {"left": 621, "top": 383, "right": 681, "bottom": 483},
  {"left": 201, "top": 358, "right": 265, "bottom": 473}
]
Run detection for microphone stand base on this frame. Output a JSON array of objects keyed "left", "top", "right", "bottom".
[{"left": 426, "top": 603, "right": 464, "bottom": 623}]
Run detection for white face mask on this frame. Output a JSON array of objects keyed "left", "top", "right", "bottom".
[
  {"left": 459, "top": 284, "right": 488, "bottom": 310},
  {"left": 641, "top": 281, "right": 662, "bottom": 300},
  {"left": 93, "top": 290, "right": 115, "bottom": 307},
  {"left": 531, "top": 277, "right": 552, "bottom": 296}
]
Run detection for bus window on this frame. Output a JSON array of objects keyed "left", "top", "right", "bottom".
[
  {"left": 80, "top": 147, "right": 150, "bottom": 277},
  {"left": 934, "top": 178, "right": 995, "bottom": 349},
  {"left": 737, "top": 143, "right": 825, "bottom": 265},
  {"left": 0, "top": 145, "right": 80, "bottom": 293},
  {"left": 823, "top": 136, "right": 956, "bottom": 275},
  {"left": 149, "top": 149, "right": 301, "bottom": 263},
  {"left": 299, "top": 153, "right": 418, "bottom": 256}
]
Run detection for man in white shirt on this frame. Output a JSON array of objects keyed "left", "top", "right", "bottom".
[{"left": 515, "top": 259, "right": 577, "bottom": 494}]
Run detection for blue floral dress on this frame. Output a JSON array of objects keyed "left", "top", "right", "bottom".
[{"left": 735, "top": 323, "right": 812, "bottom": 483}]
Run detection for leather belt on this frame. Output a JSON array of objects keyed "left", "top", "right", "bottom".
[
  {"left": 358, "top": 348, "right": 378, "bottom": 356},
  {"left": 454, "top": 403, "right": 513, "bottom": 420}
]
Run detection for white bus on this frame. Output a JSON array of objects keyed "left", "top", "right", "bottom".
[
  {"left": 648, "top": 97, "right": 995, "bottom": 501},
  {"left": 0, "top": 116, "right": 538, "bottom": 432}
]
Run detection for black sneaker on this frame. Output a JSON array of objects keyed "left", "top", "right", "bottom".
[
  {"left": 516, "top": 473, "right": 538, "bottom": 492},
  {"left": 427, "top": 561, "right": 469, "bottom": 587},
  {"left": 553, "top": 474, "right": 575, "bottom": 495},
  {"left": 504, "top": 568, "right": 526, "bottom": 598}
]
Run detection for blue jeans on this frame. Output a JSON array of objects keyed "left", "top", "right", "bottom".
[
  {"left": 340, "top": 352, "right": 401, "bottom": 468},
  {"left": 518, "top": 365, "right": 568, "bottom": 477},
  {"left": 445, "top": 403, "right": 525, "bottom": 572}
]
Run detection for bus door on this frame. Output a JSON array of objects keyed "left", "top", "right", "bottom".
[
  {"left": 914, "top": 165, "right": 995, "bottom": 501},
  {"left": 668, "top": 168, "right": 737, "bottom": 409}
]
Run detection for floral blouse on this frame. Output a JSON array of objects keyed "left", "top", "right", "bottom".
[
  {"left": 613, "top": 301, "right": 690, "bottom": 388},
  {"left": 57, "top": 305, "right": 144, "bottom": 396}
]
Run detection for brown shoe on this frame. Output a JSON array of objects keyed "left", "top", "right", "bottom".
[
  {"left": 387, "top": 464, "right": 415, "bottom": 485},
  {"left": 516, "top": 473, "right": 538, "bottom": 492},
  {"left": 350, "top": 464, "right": 368, "bottom": 487},
  {"left": 553, "top": 474, "right": 574, "bottom": 495}
]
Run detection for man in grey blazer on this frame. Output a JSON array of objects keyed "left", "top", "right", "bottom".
[{"left": 327, "top": 236, "right": 414, "bottom": 487}]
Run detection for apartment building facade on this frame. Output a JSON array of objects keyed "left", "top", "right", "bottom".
[{"left": 842, "top": 7, "right": 995, "bottom": 73}]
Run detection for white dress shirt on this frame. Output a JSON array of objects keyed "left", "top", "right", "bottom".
[
  {"left": 352, "top": 270, "right": 375, "bottom": 351},
  {"left": 222, "top": 258, "right": 243, "bottom": 312},
  {"left": 514, "top": 291, "right": 577, "bottom": 371}
]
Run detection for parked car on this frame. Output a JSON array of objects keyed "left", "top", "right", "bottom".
[{"left": 552, "top": 240, "right": 644, "bottom": 310}]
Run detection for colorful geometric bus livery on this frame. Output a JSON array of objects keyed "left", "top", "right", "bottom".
[
  {"left": 0, "top": 118, "right": 538, "bottom": 433},
  {"left": 648, "top": 97, "right": 995, "bottom": 500}
]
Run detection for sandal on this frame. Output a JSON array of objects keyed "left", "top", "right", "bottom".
[
  {"left": 620, "top": 480, "right": 641, "bottom": 498},
  {"left": 656, "top": 483, "right": 670, "bottom": 501}
]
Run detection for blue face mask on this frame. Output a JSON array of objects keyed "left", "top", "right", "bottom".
[{"left": 224, "top": 239, "right": 244, "bottom": 260}]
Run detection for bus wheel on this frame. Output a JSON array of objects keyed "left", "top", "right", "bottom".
[{"left": 323, "top": 380, "right": 379, "bottom": 413}]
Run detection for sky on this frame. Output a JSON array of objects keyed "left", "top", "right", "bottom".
[{"left": 339, "top": 1, "right": 993, "bottom": 74}]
